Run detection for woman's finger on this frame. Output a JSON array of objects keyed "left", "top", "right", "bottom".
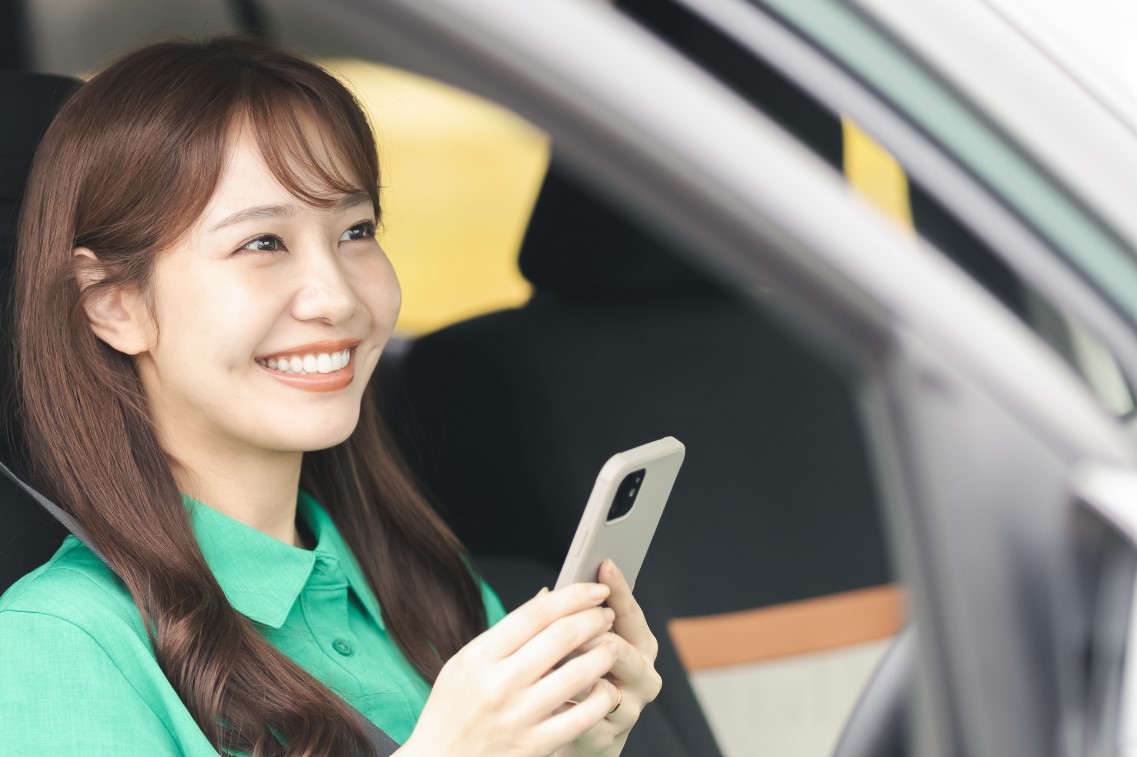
[
  {"left": 532, "top": 675, "right": 620, "bottom": 750},
  {"left": 604, "top": 677, "right": 646, "bottom": 733},
  {"left": 504, "top": 605, "right": 615, "bottom": 683},
  {"left": 574, "top": 632, "right": 649, "bottom": 692},
  {"left": 521, "top": 639, "right": 619, "bottom": 720},
  {"left": 468, "top": 582, "right": 610, "bottom": 660},
  {"left": 598, "top": 560, "right": 658, "bottom": 660}
]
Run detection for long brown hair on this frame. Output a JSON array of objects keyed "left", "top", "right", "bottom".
[{"left": 15, "top": 37, "right": 485, "bottom": 756}]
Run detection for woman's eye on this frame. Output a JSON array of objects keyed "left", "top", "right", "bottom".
[
  {"left": 239, "top": 235, "right": 286, "bottom": 254},
  {"left": 340, "top": 221, "right": 376, "bottom": 242}
]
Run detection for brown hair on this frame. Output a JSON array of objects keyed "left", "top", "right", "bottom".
[{"left": 14, "top": 37, "right": 485, "bottom": 756}]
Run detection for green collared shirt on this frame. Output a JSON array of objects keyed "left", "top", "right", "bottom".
[{"left": 0, "top": 491, "right": 505, "bottom": 755}]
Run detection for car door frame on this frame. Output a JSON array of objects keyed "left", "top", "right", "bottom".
[{"left": 673, "top": 0, "right": 1137, "bottom": 395}]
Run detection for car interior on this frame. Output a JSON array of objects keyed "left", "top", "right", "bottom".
[{"left": 7, "top": 2, "right": 1133, "bottom": 756}]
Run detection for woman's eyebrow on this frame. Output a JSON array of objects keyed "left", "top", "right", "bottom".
[
  {"left": 336, "top": 191, "right": 374, "bottom": 214},
  {"left": 211, "top": 203, "right": 293, "bottom": 231},
  {"left": 209, "top": 192, "right": 373, "bottom": 232}
]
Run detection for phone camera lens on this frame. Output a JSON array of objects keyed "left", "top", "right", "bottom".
[{"left": 607, "top": 469, "right": 645, "bottom": 522}]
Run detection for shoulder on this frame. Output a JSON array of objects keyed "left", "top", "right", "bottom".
[
  {"left": 0, "top": 535, "right": 159, "bottom": 682},
  {"left": 0, "top": 538, "right": 212, "bottom": 754},
  {"left": 0, "top": 535, "right": 142, "bottom": 635},
  {"left": 0, "top": 534, "right": 156, "bottom": 689},
  {"left": 0, "top": 605, "right": 187, "bottom": 754}
]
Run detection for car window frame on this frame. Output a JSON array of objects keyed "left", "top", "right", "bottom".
[
  {"left": 755, "top": 0, "right": 1137, "bottom": 330},
  {"left": 666, "top": 0, "right": 1137, "bottom": 404}
]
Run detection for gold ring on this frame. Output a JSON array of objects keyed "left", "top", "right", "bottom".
[{"left": 608, "top": 683, "right": 623, "bottom": 716}]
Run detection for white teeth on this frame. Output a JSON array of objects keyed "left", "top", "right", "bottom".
[{"left": 258, "top": 348, "right": 353, "bottom": 375}]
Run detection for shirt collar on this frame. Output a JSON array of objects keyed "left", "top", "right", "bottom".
[
  {"left": 185, "top": 490, "right": 385, "bottom": 630},
  {"left": 296, "top": 490, "right": 386, "bottom": 631}
]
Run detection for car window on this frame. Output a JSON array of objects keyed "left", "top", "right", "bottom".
[
  {"left": 314, "top": 7, "right": 1135, "bottom": 752},
  {"left": 325, "top": 2, "right": 1137, "bottom": 749}
]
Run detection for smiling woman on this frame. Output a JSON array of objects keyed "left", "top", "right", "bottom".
[
  {"left": 83, "top": 120, "right": 402, "bottom": 510},
  {"left": 0, "top": 37, "right": 661, "bottom": 757}
]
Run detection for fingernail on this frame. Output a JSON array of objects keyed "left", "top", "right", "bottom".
[
  {"left": 606, "top": 641, "right": 619, "bottom": 655},
  {"left": 604, "top": 608, "right": 616, "bottom": 622},
  {"left": 537, "top": 587, "right": 549, "bottom": 597},
  {"left": 590, "top": 584, "right": 610, "bottom": 600}
]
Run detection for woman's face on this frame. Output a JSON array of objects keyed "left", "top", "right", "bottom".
[{"left": 130, "top": 124, "right": 400, "bottom": 463}]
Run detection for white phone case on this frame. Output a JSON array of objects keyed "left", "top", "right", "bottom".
[{"left": 555, "top": 437, "right": 685, "bottom": 590}]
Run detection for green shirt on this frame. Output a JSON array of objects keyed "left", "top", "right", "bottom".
[{"left": 0, "top": 490, "right": 506, "bottom": 754}]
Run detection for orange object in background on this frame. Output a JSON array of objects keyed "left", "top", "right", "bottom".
[{"left": 668, "top": 584, "right": 905, "bottom": 672}]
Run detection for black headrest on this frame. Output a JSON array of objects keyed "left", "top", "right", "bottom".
[
  {"left": 517, "top": 160, "right": 720, "bottom": 300},
  {"left": 0, "top": 73, "right": 81, "bottom": 470},
  {"left": 0, "top": 73, "right": 81, "bottom": 258}
]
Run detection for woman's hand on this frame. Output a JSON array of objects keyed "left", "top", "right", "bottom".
[
  {"left": 556, "top": 560, "right": 664, "bottom": 757},
  {"left": 401, "top": 582, "right": 622, "bottom": 757}
]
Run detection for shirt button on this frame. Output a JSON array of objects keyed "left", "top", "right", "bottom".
[{"left": 332, "top": 639, "right": 354, "bottom": 656}]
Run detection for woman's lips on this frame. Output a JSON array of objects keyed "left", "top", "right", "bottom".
[
  {"left": 255, "top": 338, "right": 359, "bottom": 362},
  {"left": 256, "top": 346, "right": 356, "bottom": 393}
]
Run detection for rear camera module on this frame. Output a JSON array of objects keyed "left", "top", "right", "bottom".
[{"left": 607, "top": 469, "right": 645, "bottom": 522}]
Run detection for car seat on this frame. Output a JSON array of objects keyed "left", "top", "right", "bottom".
[
  {"left": 0, "top": 72, "right": 81, "bottom": 594},
  {"left": 383, "top": 159, "right": 898, "bottom": 756}
]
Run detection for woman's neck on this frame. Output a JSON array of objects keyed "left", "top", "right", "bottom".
[{"left": 174, "top": 447, "right": 306, "bottom": 547}]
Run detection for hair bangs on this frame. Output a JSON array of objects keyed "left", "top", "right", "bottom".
[{"left": 243, "top": 80, "right": 381, "bottom": 222}]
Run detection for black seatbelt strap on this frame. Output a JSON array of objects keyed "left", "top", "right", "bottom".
[{"left": 0, "top": 459, "right": 400, "bottom": 755}]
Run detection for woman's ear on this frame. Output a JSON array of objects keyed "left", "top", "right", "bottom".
[{"left": 73, "top": 247, "right": 155, "bottom": 356}]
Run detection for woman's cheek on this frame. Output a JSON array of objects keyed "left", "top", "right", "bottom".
[{"left": 360, "top": 258, "right": 401, "bottom": 329}]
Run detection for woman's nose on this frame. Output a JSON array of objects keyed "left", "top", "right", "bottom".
[{"left": 290, "top": 248, "right": 358, "bottom": 325}]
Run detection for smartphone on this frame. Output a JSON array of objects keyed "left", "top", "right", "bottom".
[{"left": 555, "top": 437, "right": 685, "bottom": 590}]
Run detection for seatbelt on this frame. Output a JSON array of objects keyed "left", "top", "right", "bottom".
[{"left": 0, "top": 459, "right": 400, "bottom": 755}]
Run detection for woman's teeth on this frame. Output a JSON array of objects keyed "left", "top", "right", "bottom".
[{"left": 257, "top": 349, "right": 351, "bottom": 374}]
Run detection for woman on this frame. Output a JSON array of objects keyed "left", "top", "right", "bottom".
[{"left": 0, "top": 37, "right": 661, "bottom": 756}]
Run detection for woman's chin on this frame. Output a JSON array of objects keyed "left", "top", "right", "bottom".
[
  {"left": 259, "top": 416, "right": 361, "bottom": 454},
  {"left": 303, "top": 424, "right": 359, "bottom": 452}
]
